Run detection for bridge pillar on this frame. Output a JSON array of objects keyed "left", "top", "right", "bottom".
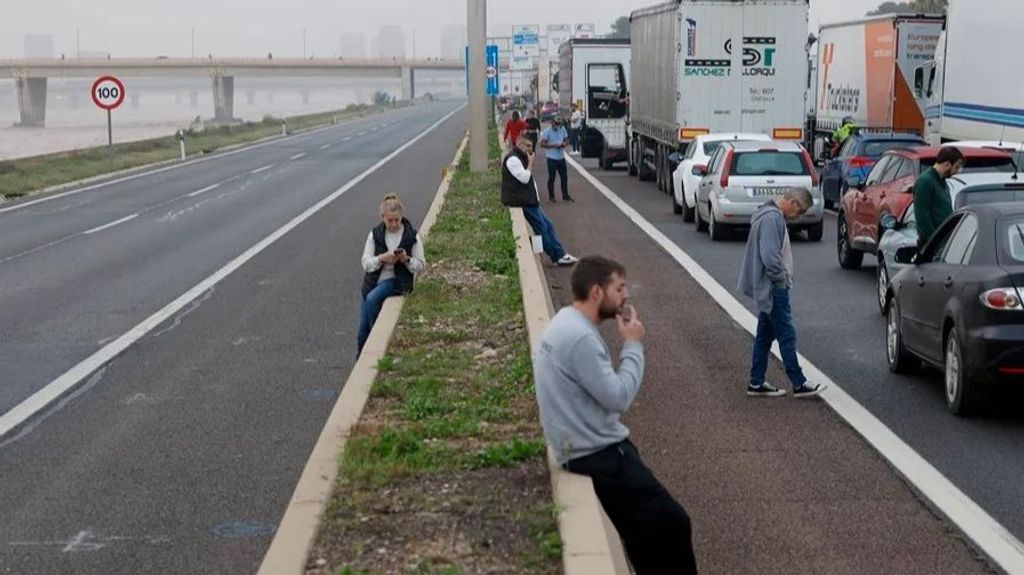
[
  {"left": 189, "top": 92, "right": 199, "bottom": 107},
  {"left": 212, "top": 76, "right": 234, "bottom": 123},
  {"left": 301, "top": 90, "right": 310, "bottom": 105},
  {"left": 15, "top": 77, "right": 47, "bottom": 127},
  {"left": 130, "top": 93, "right": 140, "bottom": 109},
  {"left": 400, "top": 67, "right": 415, "bottom": 101},
  {"left": 246, "top": 90, "right": 255, "bottom": 105}
]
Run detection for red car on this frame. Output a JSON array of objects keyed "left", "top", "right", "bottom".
[{"left": 837, "top": 146, "right": 1017, "bottom": 269}]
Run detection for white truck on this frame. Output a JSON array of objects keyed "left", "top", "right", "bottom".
[
  {"left": 557, "top": 38, "right": 631, "bottom": 169},
  {"left": 627, "top": 0, "right": 810, "bottom": 193},
  {"left": 813, "top": 14, "right": 944, "bottom": 148},
  {"left": 918, "top": 0, "right": 1024, "bottom": 146}
]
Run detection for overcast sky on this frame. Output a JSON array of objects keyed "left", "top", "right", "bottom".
[{"left": 3, "top": 0, "right": 882, "bottom": 59}]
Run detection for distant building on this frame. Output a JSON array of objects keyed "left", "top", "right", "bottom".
[
  {"left": 339, "top": 33, "right": 366, "bottom": 59},
  {"left": 376, "top": 25, "right": 405, "bottom": 59},
  {"left": 24, "top": 34, "right": 54, "bottom": 58},
  {"left": 440, "top": 24, "right": 467, "bottom": 60}
]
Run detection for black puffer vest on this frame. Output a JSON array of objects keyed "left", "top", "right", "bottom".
[
  {"left": 361, "top": 218, "right": 419, "bottom": 298},
  {"left": 501, "top": 147, "right": 539, "bottom": 208}
]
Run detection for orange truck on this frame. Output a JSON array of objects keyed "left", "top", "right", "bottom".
[{"left": 814, "top": 14, "right": 945, "bottom": 144}]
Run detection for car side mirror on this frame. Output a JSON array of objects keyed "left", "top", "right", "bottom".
[
  {"left": 880, "top": 213, "right": 898, "bottom": 231},
  {"left": 692, "top": 165, "right": 707, "bottom": 177},
  {"left": 846, "top": 175, "right": 864, "bottom": 190},
  {"left": 894, "top": 246, "right": 918, "bottom": 265}
]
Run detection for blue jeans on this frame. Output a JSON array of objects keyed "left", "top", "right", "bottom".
[
  {"left": 357, "top": 278, "right": 399, "bottom": 355},
  {"left": 750, "top": 286, "right": 807, "bottom": 389},
  {"left": 547, "top": 158, "right": 569, "bottom": 199},
  {"left": 521, "top": 205, "right": 567, "bottom": 263}
]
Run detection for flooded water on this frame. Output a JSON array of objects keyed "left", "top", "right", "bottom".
[{"left": 0, "top": 75, "right": 459, "bottom": 160}]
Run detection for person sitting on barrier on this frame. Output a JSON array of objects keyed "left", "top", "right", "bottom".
[
  {"left": 501, "top": 133, "right": 578, "bottom": 266},
  {"left": 533, "top": 256, "right": 698, "bottom": 575},
  {"left": 357, "top": 193, "right": 425, "bottom": 356}
]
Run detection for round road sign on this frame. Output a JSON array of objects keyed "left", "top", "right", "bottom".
[
  {"left": 486, "top": 65, "right": 498, "bottom": 80},
  {"left": 91, "top": 76, "right": 126, "bottom": 111}
]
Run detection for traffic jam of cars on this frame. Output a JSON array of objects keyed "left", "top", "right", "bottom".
[{"left": 553, "top": 0, "right": 1024, "bottom": 416}]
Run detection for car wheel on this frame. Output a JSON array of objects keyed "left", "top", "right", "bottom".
[
  {"left": 671, "top": 187, "right": 683, "bottom": 215},
  {"left": 837, "top": 212, "right": 864, "bottom": 270},
  {"left": 806, "top": 222, "right": 824, "bottom": 242},
  {"left": 682, "top": 195, "right": 695, "bottom": 223},
  {"left": 886, "top": 300, "right": 914, "bottom": 374},
  {"left": 876, "top": 258, "right": 889, "bottom": 316},
  {"left": 709, "top": 206, "right": 728, "bottom": 241},
  {"left": 945, "top": 328, "right": 979, "bottom": 416},
  {"left": 695, "top": 200, "right": 708, "bottom": 232}
]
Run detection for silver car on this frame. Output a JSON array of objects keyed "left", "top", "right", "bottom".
[
  {"left": 876, "top": 173, "right": 1024, "bottom": 314},
  {"left": 694, "top": 140, "right": 824, "bottom": 241}
]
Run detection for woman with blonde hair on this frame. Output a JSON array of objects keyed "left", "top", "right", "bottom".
[{"left": 357, "top": 193, "right": 425, "bottom": 355}]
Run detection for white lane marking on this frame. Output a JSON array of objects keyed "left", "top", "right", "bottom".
[
  {"left": 356, "top": 131, "right": 367, "bottom": 137},
  {"left": 187, "top": 183, "right": 221, "bottom": 198},
  {"left": 342, "top": 137, "right": 352, "bottom": 142},
  {"left": 0, "top": 103, "right": 466, "bottom": 441},
  {"left": 320, "top": 144, "right": 331, "bottom": 150},
  {"left": 371, "top": 126, "right": 379, "bottom": 132},
  {"left": 289, "top": 152, "right": 307, "bottom": 160},
  {"left": 82, "top": 214, "right": 138, "bottom": 235},
  {"left": 250, "top": 164, "right": 274, "bottom": 174},
  {"left": 0, "top": 117, "right": 357, "bottom": 216},
  {"left": 565, "top": 156, "right": 1024, "bottom": 574}
]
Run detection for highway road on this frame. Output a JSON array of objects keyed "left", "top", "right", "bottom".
[
  {"left": 578, "top": 157, "right": 1024, "bottom": 546},
  {"left": 0, "top": 100, "right": 467, "bottom": 574}
]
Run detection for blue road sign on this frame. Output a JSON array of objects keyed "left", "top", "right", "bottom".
[{"left": 486, "top": 45, "right": 500, "bottom": 96}]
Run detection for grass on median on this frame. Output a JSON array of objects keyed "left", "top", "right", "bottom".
[
  {"left": 307, "top": 120, "right": 560, "bottom": 575},
  {"left": 0, "top": 103, "right": 394, "bottom": 200}
]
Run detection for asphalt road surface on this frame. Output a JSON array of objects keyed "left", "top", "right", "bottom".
[{"left": 0, "top": 101, "right": 467, "bottom": 574}]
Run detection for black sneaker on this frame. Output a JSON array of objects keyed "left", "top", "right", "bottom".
[
  {"left": 747, "top": 382, "right": 786, "bottom": 398},
  {"left": 792, "top": 382, "right": 826, "bottom": 399},
  {"left": 549, "top": 195, "right": 557, "bottom": 203}
]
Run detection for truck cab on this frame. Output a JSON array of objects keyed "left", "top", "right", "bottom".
[{"left": 558, "top": 39, "right": 631, "bottom": 169}]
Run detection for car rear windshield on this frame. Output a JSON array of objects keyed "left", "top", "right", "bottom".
[
  {"left": 920, "top": 157, "right": 1017, "bottom": 174},
  {"left": 730, "top": 151, "right": 809, "bottom": 176},
  {"left": 1003, "top": 218, "right": 1024, "bottom": 264},
  {"left": 862, "top": 140, "right": 922, "bottom": 157},
  {"left": 704, "top": 141, "right": 725, "bottom": 156},
  {"left": 956, "top": 186, "right": 1024, "bottom": 209}
]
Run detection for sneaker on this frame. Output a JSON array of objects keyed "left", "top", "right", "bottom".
[
  {"left": 556, "top": 254, "right": 579, "bottom": 266},
  {"left": 747, "top": 382, "right": 787, "bottom": 398},
  {"left": 549, "top": 195, "right": 557, "bottom": 203},
  {"left": 792, "top": 382, "right": 826, "bottom": 399},
  {"left": 563, "top": 196, "right": 575, "bottom": 203}
]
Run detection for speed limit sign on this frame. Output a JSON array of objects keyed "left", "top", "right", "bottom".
[{"left": 91, "top": 76, "right": 126, "bottom": 110}]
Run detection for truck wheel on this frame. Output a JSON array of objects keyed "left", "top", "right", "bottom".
[
  {"left": 837, "top": 211, "right": 864, "bottom": 270},
  {"left": 638, "top": 139, "right": 655, "bottom": 182},
  {"left": 600, "top": 143, "right": 613, "bottom": 170},
  {"left": 807, "top": 222, "right": 824, "bottom": 242},
  {"left": 628, "top": 139, "right": 638, "bottom": 176}
]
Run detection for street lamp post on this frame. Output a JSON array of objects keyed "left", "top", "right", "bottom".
[
  {"left": 191, "top": 28, "right": 195, "bottom": 59},
  {"left": 303, "top": 29, "right": 307, "bottom": 59},
  {"left": 467, "top": 0, "right": 487, "bottom": 171}
]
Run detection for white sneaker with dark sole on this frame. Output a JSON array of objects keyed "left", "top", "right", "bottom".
[{"left": 556, "top": 254, "right": 579, "bottom": 266}]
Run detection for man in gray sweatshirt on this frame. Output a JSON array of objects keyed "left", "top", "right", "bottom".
[
  {"left": 737, "top": 188, "right": 825, "bottom": 398},
  {"left": 534, "top": 256, "right": 697, "bottom": 574}
]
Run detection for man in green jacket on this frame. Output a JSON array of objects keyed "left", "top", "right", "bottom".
[{"left": 914, "top": 146, "right": 964, "bottom": 249}]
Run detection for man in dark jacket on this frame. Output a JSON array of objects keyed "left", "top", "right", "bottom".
[
  {"left": 502, "top": 134, "right": 578, "bottom": 266},
  {"left": 914, "top": 146, "right": 964, "bottom": 248}
]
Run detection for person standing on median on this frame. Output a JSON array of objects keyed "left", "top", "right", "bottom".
[
  {"left": 501, "top": 133, "right": 579, "bottom": 267},
  {"left": 540, "top": 116, "right": 574, "bottom": 203},
  {"left": 914, "top": 146, "right": 964, "bottom": 250},
  {"left": 738, "top": 188, "right": 825, "bottom": 398},
  {"left": 357, "top": 193, "right": 426, "bottom": 356},
  {"left": 534, "top": 256, "right": 698, "bottom": 574}
]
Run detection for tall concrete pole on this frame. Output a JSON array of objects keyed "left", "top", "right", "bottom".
[{"left": 467, "top": 0, "right": 488, "bottom": 172}]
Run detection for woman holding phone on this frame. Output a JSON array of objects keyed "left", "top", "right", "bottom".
[{"left": 357, "top": 193, "right": 426, "bottom": 355}]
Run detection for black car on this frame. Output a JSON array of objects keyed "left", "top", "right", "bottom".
[{"left": 884, "top": 202, "right": 1024, "bottom": 415}]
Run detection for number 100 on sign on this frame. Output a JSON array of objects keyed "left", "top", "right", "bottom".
[{"left": 91, "top": 76, "right": 126, "bottom": 110}]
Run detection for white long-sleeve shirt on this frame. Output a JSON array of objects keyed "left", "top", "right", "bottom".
[
  {"left": 505, "top": 154, "right": 534, "bottom": 185},
  {"left": 361, "top": 226, "right": 426, "bottom": 282}
]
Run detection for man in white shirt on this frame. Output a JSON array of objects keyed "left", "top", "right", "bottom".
[
  {"left": 569, "top": 103, "right": 584, "bottom": 155},
  {"left": 501, "top": 134, "right": 578, "bottom": 266}
]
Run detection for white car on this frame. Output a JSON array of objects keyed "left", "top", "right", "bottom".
[
  {"left": 694, "top": 140, "right": 824, "bottom": 241},
  {"left": 672, "top": 133, "right": 771, "bottom": 222}
]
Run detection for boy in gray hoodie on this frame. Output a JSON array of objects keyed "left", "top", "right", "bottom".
[{"left": 737, "top": 188, "right": 825, "bottom": 398}]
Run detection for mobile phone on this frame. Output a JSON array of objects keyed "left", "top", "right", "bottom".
[{"left": 393, "top": 248, "right": 405, "bottom": 255}]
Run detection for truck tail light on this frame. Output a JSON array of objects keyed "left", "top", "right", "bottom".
[
  {"left": 980, "top": 288, "right": 1024, "bottom": 311},
  {"left": 679, "top": 127, "right": 709, "bottom": 142},
  {"left": 772, "top": 127, "right": 803, "bottom": 140},
  {"left": 800, "top": 149, "right": 819, "bottom": 187},
  {"left": 720, "top": 150, "right": 734, "bottom": 188}
]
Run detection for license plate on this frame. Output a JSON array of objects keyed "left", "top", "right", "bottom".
[{"left": 749, "top": 187, "right": 784, "bottom": 196}]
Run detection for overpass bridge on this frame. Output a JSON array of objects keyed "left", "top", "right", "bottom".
[{"left": 1, "top": 57, "right": 465, "bottom": 126}]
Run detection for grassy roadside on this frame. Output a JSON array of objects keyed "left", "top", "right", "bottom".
[
  {"left": 0, "top": 103, "right": 397, "bottom": 200},
  {"left": 307, "top": 121, "right": 560, "bottom": 575}
]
